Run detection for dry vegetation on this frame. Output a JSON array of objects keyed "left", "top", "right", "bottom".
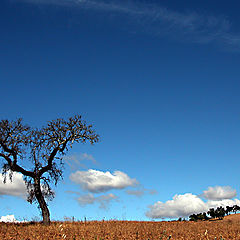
[{"left": 1, "top": 214, "right": 240, "bottom": 240}]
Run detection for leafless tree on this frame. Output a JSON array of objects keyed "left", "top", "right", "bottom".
[{"left": 0, "top": 115, "right": 99, "bottom": 225}]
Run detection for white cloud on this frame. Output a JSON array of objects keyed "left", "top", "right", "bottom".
[
  {"left": 146, "top": 193, "right": 207, "bottom": 219},
  {"left": 70, "top": 169, "right": 138, "bottom": 193},
  {"left": 0, "top": 172, "right": 27, "bottom": 198},
  {"left": 77, "top": 193, "right": 118, "bottom": 209},
  {"left": 146, "top": 186, "right": 240, "bottom": 219},
  {"left": 203, "top": 186, "right": 237, "bottom": 200},
  {"left": 0, "top": 215, "right": 20, "bottom": 223},
  {"left": 18, "top": 0, "right": 240, "bottom": 51},
  {"left": 207, "top": 199, "right": 240, "bottom": 209}
]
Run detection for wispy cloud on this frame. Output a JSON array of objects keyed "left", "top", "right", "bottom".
[
  {"left": 126, "top": 189, "right": 144, "bottom": 197},
  {"left": 126, "top": 187, "right": 157, "bottom": 198},
  {"left": 69, "top": 192, "right": 118, "bottom": 209},
  {"left": 64, "top": 153, "right": 97, "bottom": 170},
  {"left": 17, "top": 0, "right": 240, "bottom": 51}
]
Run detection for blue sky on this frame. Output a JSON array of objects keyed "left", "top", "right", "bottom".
[{"left": 0, "top": 0, "right": 240, "bottom": 221}]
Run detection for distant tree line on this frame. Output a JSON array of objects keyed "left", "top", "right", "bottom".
[{"left": 188, "top": 205, "right": 240, "bottom": 221}]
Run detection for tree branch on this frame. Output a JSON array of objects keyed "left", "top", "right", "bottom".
[
  {"left": 39, "top": 148, "right": 58, "bottom": 175},
  {"left": 0, "top": 153, "right": 12, "bottom": 165},
  {"left": 0, "top": 140, "right": 17, "bottom": 163},
  {"left": 0, "top": 153, "right": 34, "bottom": 178},
  {"left": 11, "top": 163, "right": 35, "bottom": 178},
  {"left": 39, "top": 139, "right": 69, "bottom": 176}
]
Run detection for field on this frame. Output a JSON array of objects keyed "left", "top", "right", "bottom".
[{"left": 1, "top": 214, "right": 240, "bottom": 240}]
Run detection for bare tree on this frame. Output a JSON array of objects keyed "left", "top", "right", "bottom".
[{"left": 0, "top": 115, "right": 99, "bottom": 225}]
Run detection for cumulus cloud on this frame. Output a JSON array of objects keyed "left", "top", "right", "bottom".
[
  {"left": 146, "top": 186, "right": 240, "bottom": 219},
  {"left": 77, "top": 193, "right": 118, "bottom": 209},
  {"left": 17, "top": 0, "right": 240, "bottom": 51},
  {"left": 207, "top": 199, "right": 240, "bottom": 209},
  {"left": 70, "top": 169, "right": 138, "bottom": 193},
  {"left": 203, "top": 186, "right": 237, "bottom": 200},
  {"left": 0, "top": 215, "right": 21, "bottom": 223},
  {"left": 146, "top": 193, "right": 207, "bottom": 219},
  {"left": 0, "top": 172, "right": 27, "bottom": 198}
]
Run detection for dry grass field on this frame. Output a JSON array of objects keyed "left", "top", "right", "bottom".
[{"left": 1, "top": 214, "right": 240, "bottom": 240}]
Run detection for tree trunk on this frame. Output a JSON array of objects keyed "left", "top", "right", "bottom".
[{"left": 34, "top": 178, "right": 50, "bottom": 226}]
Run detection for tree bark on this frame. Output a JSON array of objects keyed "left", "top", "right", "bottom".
[{"left": 34, "top": 178, "right": 50, "bottom": 226}]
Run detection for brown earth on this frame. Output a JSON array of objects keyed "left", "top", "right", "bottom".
[
  {"left": 1, "top": 215, "right": 240, "bottom": 240},
  {"left": 223, "top": 213, "right": 240, "bottom": 221}
]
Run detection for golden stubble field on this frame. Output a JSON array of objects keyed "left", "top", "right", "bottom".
[{"left": 1, "top": 214, "right": 240, "bottom": 240}]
